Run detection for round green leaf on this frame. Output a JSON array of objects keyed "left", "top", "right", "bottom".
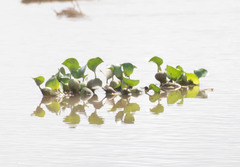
[
  {"left": 87, "top": 57, "right": 103, "bottom": 72},
  {"left": 122, "top": 77, "right": 139, "bottom": 87},
  {"left": 59, "top": 74, "right": 70, "bottom": 84},
  {"left": 149, "top": 56, "right": 163, "bottom": 71},
  {"left": 165, "top": 65, "right": 183, "bottom": 81},
  {"left": 62, "top": 58, "right": 79, "bottom": 73},
  {"left": 59, "top": 67, "right": 66, "bottom": 75},
  {"left": 186, "top": 73, "right": 200, "bottom": 85},
  {"left": 194, "top": 68, "right": 208, "bottom": 78},
  {"left": 111, "top": 65, "right": 123, "bottom": 79},
  {"left": 149, "top": 84, "right": 161, "bottom": 93},
  {"left": 122, "top": 63, "right": 136, "bottom": 77},
  {"left": 72, "top": 65, "right": 86, "bottom": 79},
  {"left": 176, "top": 65, "right": 184, "bottom": 72},
  {"left": 33, "top": 76, "right": 45, "bottom": 86},
  {"left": 45, "top": 76, "right": 60, "bottom": 90}
]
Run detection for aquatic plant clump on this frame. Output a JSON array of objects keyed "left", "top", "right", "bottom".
[
  {"left": 33, "top": 56, "right": 208, "bottom": 98},
  {"left": 33, "top": 57, "right": 142, "bottom": 97},
  {"left": 147, "top": 56, "right": 208, "bottom": 93}
]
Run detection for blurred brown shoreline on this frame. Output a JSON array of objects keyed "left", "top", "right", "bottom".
[{"left": 22, "top": 0, "right": 76, "bottom": 4}]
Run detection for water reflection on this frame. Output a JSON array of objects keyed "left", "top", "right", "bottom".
[{"left": 32, "top": 86, "right": 212, "bottom": 127}]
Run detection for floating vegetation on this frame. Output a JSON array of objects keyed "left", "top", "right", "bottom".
[
  {"left": 33, "top": 57, "right": 143, "bottom": 97},
  {"left": 32, "top": 56, "right": 212, "bottom": 127},
  {"left": 33, "top": 56, "right": 208, "bottom": 98},
  {"left": 147, "top": 56, "right": 208, "bottom": 93}
]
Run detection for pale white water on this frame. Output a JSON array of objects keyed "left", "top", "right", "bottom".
[{"left": 0, "top": 0, "right": 240, "bottom": 166}]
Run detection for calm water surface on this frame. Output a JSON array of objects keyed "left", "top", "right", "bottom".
[{"left": 0, "top": 0, "right": 240, "bottom": 166}]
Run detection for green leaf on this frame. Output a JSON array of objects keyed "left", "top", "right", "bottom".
[
  {"left": 186, "top": 86, "right": 199, "bottom": 98},
  {"left": 149, "top": 84, "right": 161, "bottom": 93},
  {"left": 165, "top": 65, "right": 183, "bottom": 81},
  {"left": 121, "top": 80, "right": 128, "bottom": 89},
  {"left": 124, "top": 103, "right": 140, "bottom": 113},
  {"left": 122, "top": 77, "right": 139, "bottom": 87},
  {"left": 59, "top": 74, "right": 71, "bottom": 84},
  {"left": 194, "top": 68, "right": 208, "bottom": 78},
  {"left": 59, "top": 67, "right": 66, "bottom": 75},
  {"left": 33, "top": 76, "right": 45, "bottom": 86},
  {"left": 186, "top": 73, "right": 200, "bottom": 85},
  {"left": 122, "top": 63, "right": 136, "bottom": 77},
  {"left": 150, "top": 104, "right": 164, "bottom": 114},
  {"left": 111, "top": 65, "right": 123, "bottom": 79},
  {"left": 45, "top": 76, "right": 60, "bottom": 90},
  {"left": 167, "top": 90, "right": 182, "bottom": 104},
  {"left": 46, "top": 101, "right": 60, "bottom": 113},
  {"left": 64, "top": 112, "right": 80, "bottom": 124},
  {"left": 72, "top": 65, "right": 86, "bottom": 79},
  {"left": 62, "top": 58, "right": 79, "bottom": 73},
  {"left": 176, "top": 65, "right": 184, "bottom": 72},
  {"left": 87, "top": 57, "right": 103, "bottom": 73},
  {"left": 149, "top": 56, "right": 163, "bottom": 71}
]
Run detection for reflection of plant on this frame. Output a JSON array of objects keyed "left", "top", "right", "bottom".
[
  {"left": 111, "top": 97, "right": 140, "bottom": 124},
  {"left": 31, "top": 87, "right": 212, "bottom": 127}
]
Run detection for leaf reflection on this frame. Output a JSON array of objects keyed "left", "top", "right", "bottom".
[{"left": 31, "top": 86, "right": 212, "bottom": 126}]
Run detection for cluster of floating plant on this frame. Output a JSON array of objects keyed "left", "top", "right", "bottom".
[
  {"left": 32, "top": 56, "right": 210, "bottom": 126},
  {"left": 33, "top": 56, "right": 208, "bottom": 97},
  {"left": 33, "top": 57, "right": 143, "bottom": 97}
]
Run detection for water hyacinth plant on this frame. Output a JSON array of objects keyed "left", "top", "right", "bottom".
[
  {"left": 33, "top": 56, "right": 208, "bottom": 98},
  {"left": 147, "top": 56, "right": 208, "bottom": 93},
  {"left": 33, "top": 57, "right": 142, "bottom": 97}
]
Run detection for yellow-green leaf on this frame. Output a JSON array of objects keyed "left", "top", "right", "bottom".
[
  {"left": 186, "top": 73, "right": 200, "bottom": 85},
  {"left": 87, "top": 57, "right": 103, "bottom": 72},
  {"left": 45, "top": 76, "right": 59, "bottom": 90},
  {"left": 122, "top": 63, "right": 136, "bottom": 77},
  {"left": 33, "top": 76, "right": 45, "bottom": 86},
  {"left": 149, "top": 56, "right": 163, "bottom": 71},
  {"left": 123, "top": 77, "right": 139, "bottom": 87},
  {"left": 62, "top": 58, "right": 79, "bottom": 73},
  {"left": 165, "top": 65, "right": 183, "bottom": 81}
]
